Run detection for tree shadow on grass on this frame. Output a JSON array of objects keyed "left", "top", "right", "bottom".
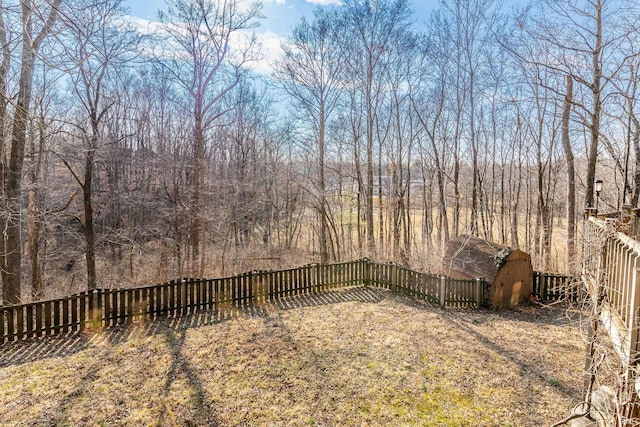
[
  {"left": 0, "top": 304, "right": 270, "bottom": 368},
  {"left": 26, "top": 351, "right": 108, "bottom": 425},
  {"left": 0, "top": 286, "right": 383, "bottom": 367},
  {"left": 439, "top": 308, "right": 582, "bottom": 401},
  {"left": 157, "top": 328, "right": 221, "bottom": 426},
  {"left": 0, "top": 285, "right": 574, "bottom": 374}
]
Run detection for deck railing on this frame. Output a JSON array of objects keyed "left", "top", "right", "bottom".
[{"left": 583, "top": 216, "right": 640, "bottom": 366}]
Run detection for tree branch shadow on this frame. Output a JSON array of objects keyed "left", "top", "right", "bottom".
[
  {"left": 440, "top": 308, "right": 581, "bottom": 400},
  {"left": 157, "top": 328, "right": 220, "bottom": 426},
  {"left": 0, "top": 304, "right": 269, "bottom": 367}
]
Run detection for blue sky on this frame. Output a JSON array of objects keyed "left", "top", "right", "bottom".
[
  {"left": 124, "top": 0, "right": 450, "bottom": 74},
  {"left": 124, "top": 0, "right": 523, "bottom": 74},
  {"left": 125, "top": 0, "right": 437, "bottom": 37}
]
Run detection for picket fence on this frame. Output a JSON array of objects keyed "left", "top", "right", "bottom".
[{"left": 0, "top": 258, "right": 573, "bottom": 344}]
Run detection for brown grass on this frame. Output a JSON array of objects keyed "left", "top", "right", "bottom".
[{"left": 0, "top": 287, "right": 584, "bottom": 426}]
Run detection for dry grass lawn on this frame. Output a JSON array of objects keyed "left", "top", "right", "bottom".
[{"left": 0, "top": 287, "right": 584, "bottom": 426}]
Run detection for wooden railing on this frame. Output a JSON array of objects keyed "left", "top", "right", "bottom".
[
  {"left": 1, "top": 258, "right": 572, "bottom": 344},
  {"left": 583, "top": 216, "right": 640, "bottom": 366}
]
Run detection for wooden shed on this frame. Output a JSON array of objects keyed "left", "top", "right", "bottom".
[{"left": 443, "top": 235, "right": 533, "bottom": 308}]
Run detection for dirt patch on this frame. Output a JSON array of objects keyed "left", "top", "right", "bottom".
[{"left": 0, "top": 287, "right": 584, "bottom": 426}]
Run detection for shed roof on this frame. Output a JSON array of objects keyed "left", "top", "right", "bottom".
[{"left": 443, "top": 235, "right": 515, "bottom": 283}]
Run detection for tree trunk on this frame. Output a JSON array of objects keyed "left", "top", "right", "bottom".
[
  {"left": 562, "top": 75, "right": 576, "bottom": 273},
  {"left": 0, "top": 0, "right": 60, "bottom": 304},
  {"left": 633, "top": 120, "right": 640, "bottom": 206},
  {"left": 1, "top": 45, "right": 36, "bottom": 304},
  {"left": 319, "top": 108, "right": 329, "bottom": 263},
  {"left": 27, "top": 116, "right": 46, "bottom": 298},
  {"left": 191, "top": 109, "right": 205, "bottom": 276},
  {"left": 585, "top": 0, "right": 602, "bottom": 209},
  {"left": 83, "top": 139, "right": 97, "bottom": 291}
]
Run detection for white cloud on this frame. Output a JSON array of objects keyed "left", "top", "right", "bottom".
[
  {"left": 305, "top": 0, "right": 343, "bottom": 5},
  {"left": 122, "top": 15, "right": 164, "bottom": 36},
  {"left": 124, "top": 15, "right": 286, "bottom": 76},
  {"left": 263, "top": 0, "right": 286, "bottom": 3},
  {"left": 231, "top": 30, "right": 286, "bottom": 75},
  {"left": 256, "top": 31, "right": 287, "bottom": 74}
]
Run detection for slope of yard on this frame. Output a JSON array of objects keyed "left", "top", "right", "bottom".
[{"left": 0, "top": 287, "right": 583, "bottom": 426}]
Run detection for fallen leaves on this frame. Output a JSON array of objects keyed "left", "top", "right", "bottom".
[{"left": 0, "top": 287, "right": 583, "bottom": 426}]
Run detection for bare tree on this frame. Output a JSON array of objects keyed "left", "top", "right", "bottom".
[
  {"left": 158, "top": 0, "right": 262, "bottom": 276},
  {"left": 26, "top": 67, "right": 64, "bottom": 298},
  {"left": 514, "top": 0, "right": 638, "bottom": 209},
  {"left": 275, "top": 7, "right": 344, "bottom": 263},
  {"left": 0, "top": 0, "right": 62, "bottom": 304},
  {"left": 562, "top": 75, "right": 576, "bottom": 272},
  {"left": 410, "top": 23, "right": 452, "bottom": 250},
  {"left": 339, "top": 0, "right": 412, "bottom": 256},
  {"left": 56, "top": 0, "right": 141, "bottom": 290}
]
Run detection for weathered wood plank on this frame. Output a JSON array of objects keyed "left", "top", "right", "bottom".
[
  {"left": 26, "top": 305, "right": 33, "bottom": 339},
  {"left": 150, "top": 286, "right": 157, "bottom": 318},
  {"left": 62, "top": 299, "right": 69, "bottom": 334},
  {"left": 134, "top": 288, "right": 141, "bottom": 321},
  {"left": 35, "top": 303, "right": 43, "bottom": 337},
  {"left": 169, "top": 280, "right": 176, "bottom": 316},
  {"left": 104, "top": 290, "right": 112, "bottom": 327},
  {"left": 79, "top": 293, "right": 86, "bottom": 331},
  {"left": 161, "top": 283, "right": 168, "bottom": 315},
  {"left": 0, "top": 308, "right": 4, "bottom": 343},
  {"left": 71, "top": 296, "right": 78, "bottom": 332},
  {"left": 16, "top": 305, "right": 24, "bottom": 340},
  {"left": 126, "top": 289, "right": 134, "bottom": 323},
  {"left": 6, "top": 308, "right": 14, "bottom": 341},
  {"left": 44, "top": 301, "right": 52, "bottom": 336},
  {"left": 188, "top": 279, "right": 195, "bottom": 313},
  {"left": 116, "top": 290, "right": 124, "bottom": 325},
  {"left": 140, "top": 288, "right": 147, "bottom": 319},
  {"left": 96, "top": 289, "right": 104, "bottom": 328},
  {"left": 53, "top": 300, "right": 61, "bottom": 334}
]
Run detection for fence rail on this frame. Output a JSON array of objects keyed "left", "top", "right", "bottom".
[{"left": 0, "top": 258, "right": 568, "bottom": 344}]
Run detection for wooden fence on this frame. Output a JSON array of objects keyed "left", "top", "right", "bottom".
[
  {"left": 0, "top": 258, "right": 571, "bottom": 344},
  {"left": 532, "top": 271, "right": 578, "bottom": 302},
  {"left": 368, "top": 262, "right": 484, "bottom": 308}
]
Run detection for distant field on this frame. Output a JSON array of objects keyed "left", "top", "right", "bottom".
[{"left": 0, "top": 287, "right": 583, "bottom": 426}]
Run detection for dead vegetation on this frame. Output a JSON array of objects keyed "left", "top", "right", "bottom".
[{"left": 0, "top": 287, "right": 583, "bottom": 426}]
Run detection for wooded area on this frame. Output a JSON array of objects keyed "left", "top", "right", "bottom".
[{"left": 1, "top": 0, "right": 638, "bottom": 304}]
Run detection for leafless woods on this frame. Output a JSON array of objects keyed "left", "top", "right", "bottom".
[{"left": 0, "top": 0, "right": 638, "bottom": 303}]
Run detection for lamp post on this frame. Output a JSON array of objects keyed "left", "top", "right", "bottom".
[{"left": 595, "top": 179, "right": 603, "bottom": 215}]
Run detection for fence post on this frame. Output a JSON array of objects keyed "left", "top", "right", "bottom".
[
  {"left": 0, "top": 307, "right": 4, "bottom": 344},
  {"left": 94, "top": 289, "right": 103, "bottom": 329},
  {"left": 364, "top": 258, "right": 371, "bottom": 287},
  {"left": 440, "top": 276, "right": 446, "bottom": 307},
  {"left": 315, "top": 263, "right": 321, "bottom": 293},
  {"left": 394, "top": 264, "right": 400, "bottom": 293},
  {"left": 475, "top": 278, "right": 482, "bottom": 309}
]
